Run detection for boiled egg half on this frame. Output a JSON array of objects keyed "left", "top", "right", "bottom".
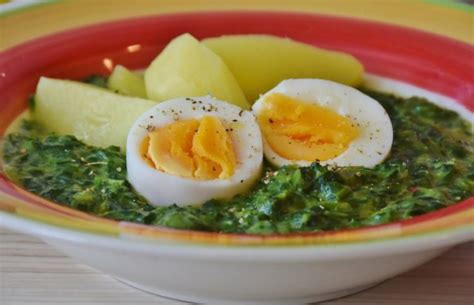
[
  {"left": 252, "top": 79, "right": 393, "bottom": 168},
  {"left": 127, "top": 96, "right": 263, "bottom": 206}
]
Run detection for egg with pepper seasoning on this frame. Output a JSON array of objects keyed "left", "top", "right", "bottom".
[
  {"left": 252, "top": 79, "right": 393, "bottom": 168},
  {"left": 126, "top": 96, "right": 263, "bottom": 206}
]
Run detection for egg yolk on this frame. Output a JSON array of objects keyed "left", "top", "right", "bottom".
[
  {"left": 257, "top": 93, "right": 360, "bottom": 162},
  {"left": 142, "top": 116, "right": 236, "bottom": 180}
]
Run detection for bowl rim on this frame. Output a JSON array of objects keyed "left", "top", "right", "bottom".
[
  {"left": 0, "top": 11, "right": 473, "bottom": 247},
  {"left": 1, "top": 210, "right": 473, "bottom": 260}
]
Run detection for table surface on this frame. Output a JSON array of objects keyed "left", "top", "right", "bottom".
[{"left": 0, "top": 228, "right": 473, "bottom": 305}]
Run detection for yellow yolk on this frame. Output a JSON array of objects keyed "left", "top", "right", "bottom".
[
  {"left": 257, "top": 93, "right": 360, "bottom": 162},
  {"left": 142, "top": 116, "right": 236, "bottom": 179}
]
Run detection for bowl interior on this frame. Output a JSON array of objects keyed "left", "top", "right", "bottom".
[{"left": 0, "top": 11, "right": 473, "bottom": 245}]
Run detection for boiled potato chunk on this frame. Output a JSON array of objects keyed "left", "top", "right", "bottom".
[
  {"left": 108, "top": 65, "right": 147, "bottom": 98},
  {"left": 145, "top": 33, "right": 249, "bottom": 109},
  {"left": 203, "top": 35, "right": 364, "bottom": 103},
  {"left": 34, "top": 77, "right": 156, "bottom": 150}
]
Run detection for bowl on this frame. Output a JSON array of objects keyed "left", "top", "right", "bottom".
[{"left": 0, "top": 12, "right": 473, "bottom": 305}]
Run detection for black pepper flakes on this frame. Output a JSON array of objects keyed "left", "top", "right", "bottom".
[{"left": 146, "top": 125, "right": 155, "bottom": 132}]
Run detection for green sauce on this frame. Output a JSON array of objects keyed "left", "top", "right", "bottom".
[{"left": 2, "top": 91, "right": 473, "bottom": 234}]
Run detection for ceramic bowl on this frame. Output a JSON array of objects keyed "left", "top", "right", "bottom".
[{"left": 0, "top": 12, "right": 473, "bottom": 305}]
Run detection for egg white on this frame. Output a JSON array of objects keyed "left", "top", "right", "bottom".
[
  {"left": 126, "top": 96, "right": 263, "bottom": 206},
  {"left": 252, "top": 79, "right": 393, "bottom": 168}
]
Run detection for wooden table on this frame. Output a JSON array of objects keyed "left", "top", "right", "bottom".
[{"left": 0, "top": 228, "right": 473, "bottom": 305}]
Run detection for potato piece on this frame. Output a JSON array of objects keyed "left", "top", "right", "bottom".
[
  {"left": 144, "top": 33, "right": 249, "bottom": 109},
  {"left": 34, "top": 77, "right": 156, "bottom": 150},
  {"left": 203, "top": 34, "right": 364, "bottom": 103},
  {"left": 108, "top": 65, "right": 147, "bottom": 98}
]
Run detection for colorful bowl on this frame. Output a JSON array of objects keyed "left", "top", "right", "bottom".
[{"left": 0, "top": 12, "right": 473, "bottom": 304}]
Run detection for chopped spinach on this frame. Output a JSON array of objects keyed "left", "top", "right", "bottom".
[
  {"left": 83, "top": 75, "right": 108, "bottom": 88},
  {"left": 2, "top": 91, "right": 473, "bottom": 234},
  {"left": 27, "top": 95, "right": 36, "bottom": 111}
]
